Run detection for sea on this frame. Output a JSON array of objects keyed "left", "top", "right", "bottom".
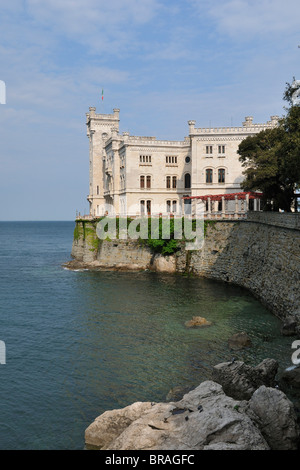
[{"left": 0, "top": 221, "right": 295, "bottom": 449}]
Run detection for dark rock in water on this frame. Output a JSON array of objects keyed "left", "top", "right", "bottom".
[
  {"left": 280, "top": 365, "right": 300, "bottom": 389},
  {"left": 281, "top": 317, "right": 298, "bottom": 336},
  {"left": 212, "top": 358, "right": 278, "bottom": 400},
  {"left": 228, "top": 331, "right": 252, "bottom": 350}
]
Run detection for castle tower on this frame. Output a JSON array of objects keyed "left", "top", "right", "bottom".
[{"left": 86, "top": 107, "right": 120, "bottom": 216}]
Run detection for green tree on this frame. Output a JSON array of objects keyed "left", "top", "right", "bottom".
[{"left": 238, "top": 81, "right": 300, "bottom": 212}]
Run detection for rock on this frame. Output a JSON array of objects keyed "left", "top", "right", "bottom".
[
  {"left": 212, "top": 358, "right": 278, "bottom": 400},
  {"left": 85, "top": 401, "right": 153, "bottom": 450},
  {"left": 280, "top": 365, "right": 300, "bottom": 390},
  {"left": 151, "top": 255, "right": 176, "bottom": 273},
  {"left": 281, "top": 317, "right": 298, "bottom": 336},
  {"left": 248, "top": 385, "right": 299, "bottom": 450},
  {"left": 166, "top": 385, "right": 192, "bottom": 402},
  {"left": 228, "top": 331, "right": 252, "bottom": 350},
  {"left": 185, "top": 316, "right": 212, "bottom": 328},
  {"left": 85, "top": 381, "right": 270, "bottom": 450}
]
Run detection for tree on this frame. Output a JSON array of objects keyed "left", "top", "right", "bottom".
[{"left": 238, "top": 81, "right": 300, "bottom": 212}]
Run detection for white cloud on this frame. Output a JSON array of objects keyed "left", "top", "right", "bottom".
[
  {"left": 191, "top": 0, "right": 300, "bottom": 38},
  {"left": 25, "top": 0, "right": 161, "bottom": 53}
]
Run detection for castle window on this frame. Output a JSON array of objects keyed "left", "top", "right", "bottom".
[
  {"left": 166, "top": 200, "right": 171, "bottom": 212},
  {"left": 185, "top": 156, "right": 190, "bottom": 164},
  {"left": 147, "top": 200, "right": 151, "bottom": 215},
  {"left": 206, "top": 145, "right": 213, "bottom": 154},
  {"left": 218, "top": 145, "right": 225, "bottom": 154},
  {"left": 166, "top": 156, "right": 177, "bottom": 164},
  {"left": 166, "top": 176, "right": 171, "bottom": 189},
  {"left": 140, "top": 200, "right": 145, "bottom": 215},
  {"left": 218, "top": 168, "right": 225, "bottom": 183},
  {"left": 140, "top": 175, "right": 145, "bottom": 189},
  {"left": 172, "top": 200, "right": 177, "bottom": 213},
  {"left": 206, "top": 169, "right": 213, "bottom": 183},
  {"left": 146, "top": 175, "right": 151, "bottom": 189},
  {"left": 184, "top": 173, "right": 191, "bottom": 189},
  {"left": 140, "top": 155, "right": 152, "bottom": 164},
  {"left": 172, "top": 176, "right": 177, "bottom": 189},
  {"left": 97, "top": 185, "right": 99, "bottom": 195}
]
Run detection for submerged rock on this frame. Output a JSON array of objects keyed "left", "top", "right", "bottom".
[
  {"left": 185, "top": 316, "right": 212, "bottom": 328},
  {"left": 281, "top": 317, "right": 298, "bottom": 336},
  {"left": 228, "top": 331, "right": 252, "bottom": 350},
  {"left": 280, "top": 365, "right": 300, "bottom": 390}
]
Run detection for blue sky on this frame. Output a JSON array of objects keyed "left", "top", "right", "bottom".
[{"left": 0, "top": 0, "right": 299, "bottom": 220}]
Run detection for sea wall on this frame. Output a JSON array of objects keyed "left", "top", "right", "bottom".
[{"left": 69, "top": 213, "right": 300, "bottom": 324}]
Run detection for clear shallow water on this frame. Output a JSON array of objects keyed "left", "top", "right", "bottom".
[{"left": 0, "top": 222, "right": 294, "bottom": 449}]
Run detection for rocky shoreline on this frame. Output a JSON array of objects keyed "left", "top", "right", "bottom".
[
  {"left": 85, "top": 359, "right": 300, "bottom": 451},
  {"left": 67, "top": 215, "right": 300, "bottom": 450}
]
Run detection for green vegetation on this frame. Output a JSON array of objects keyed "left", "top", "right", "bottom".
[
  {"left": 238, "top": 80, "right": 300, "bottom": 212},
  {"left": 74, "top": 218, "right": 218, "bottom": 256}
]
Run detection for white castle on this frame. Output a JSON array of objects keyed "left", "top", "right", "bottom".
[{"left": 85, "top": 107, "right": 278, "bottom": 218}]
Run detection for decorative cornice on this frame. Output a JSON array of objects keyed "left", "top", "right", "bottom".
[{"left": 196, "top": 136, "right": 248, "bottom": 142}]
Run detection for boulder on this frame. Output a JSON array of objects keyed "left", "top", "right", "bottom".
[
  {"left": 185, "top": 316, "right": 212, "bottom": 328},
  {"left": 228, "top": 331, "right": 252, "bottom": 350},
  {"left": 85, "top": 381, "right": 270, "bottom": 450},
  {"left": 280, "top": 365, "right": 300, "bottom": 390},
  {"left": 281, "top": 317, "right": 298, "bottom": 336},
  {"left": 248, "top": 385, "right": 299, "bottom": 450},
  {"left": 85, "top": 401, "right": 153, "bottom": 450},
  {"left": 212, "top": 358, "right": 278, "bottom": 400}
]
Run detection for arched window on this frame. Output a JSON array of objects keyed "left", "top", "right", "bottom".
[
  {"left": 147, "top": 200, "right": 151, "bottom": 215},
  {"left": 206, "top": 169, "right": 213, "bottom": 184},
  {"left": 218, "top": 168, "right": 225, "bottom": 183},
  {"left": 184, "top": 173, "right": 191, "bottom": 189},
  {"left": 140, "top": 175, "right": 145, "bottom": 189}
]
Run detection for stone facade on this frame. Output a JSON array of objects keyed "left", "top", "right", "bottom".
[{"left": 85, "top": 108, "right": 278, "bottom": 218}]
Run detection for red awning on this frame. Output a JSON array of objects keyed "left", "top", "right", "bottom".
[{"left": 183, "top": 191, "right": 263, "bottom": 201}]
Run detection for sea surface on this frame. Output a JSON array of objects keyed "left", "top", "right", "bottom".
[{"left": 0, "top": 221, "right": 295, "bottom": 449}]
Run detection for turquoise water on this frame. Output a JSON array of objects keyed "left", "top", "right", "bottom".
[{"left": 0, "top": 222, "right": 294, "bottom": 449}]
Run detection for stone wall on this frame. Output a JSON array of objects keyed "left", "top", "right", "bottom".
[
  {"left": 182, "top": 219, "right": 300, "bottom": 322},
  {"left": 247, "top": 211, "right": 300, "bottom": 230},
  {"left": 69, "top": 214, "right": 300, "bottom": 324}
]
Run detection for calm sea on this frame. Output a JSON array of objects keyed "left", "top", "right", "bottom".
[{"left": 0, "top": 222, "right": 294, "bottom": 449}]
